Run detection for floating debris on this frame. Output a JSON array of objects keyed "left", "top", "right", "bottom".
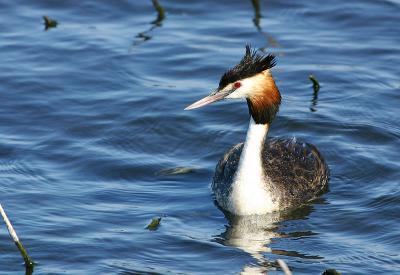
[
  {"left": 151, "top": 0, "right": 165, "bottom": 26},
  {"left": 309, "top": 74, "right": 320, "bottom": 93},
  {"left": 146, "top": 217, "right": 161, "bottom": 231},
  {"left": 156, "top": 166, "right": 196, "bottom": 176},
  {"left": 43, "top": 15, "right": 58, "bottom": 30},
  {"left": 309, "top": 74, "right": 321, "bottom": 112},
  {"left": 322, "top": 269, "right": 341, "bottom": 275}
]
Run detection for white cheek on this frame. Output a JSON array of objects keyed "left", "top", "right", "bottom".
[
  {"left": 226, "top": 87, "right": 248, "bottom": 99},
  {"left": 225, "top": 78, "right": 255, "bottom": 99}
]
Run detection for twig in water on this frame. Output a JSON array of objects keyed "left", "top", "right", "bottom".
[
  {"left": 0, "top": 203, "right": 34, "bottom": 269},
  {"left": 250, "top": 0, "right": 262, "bottom": 30},
  {"left": 309, "top": 74, "right": 320, "bottom": 93},
  {"left": 131, "top": 0, "right": 166, "bottom": 47},
  {"left": 309, "top": 74, "right": 321, "bottom": 112},
  {"left": 277, "top": 259, "right": 293, "bottom": 275},
  {"left": 151, "top": 0, "right": 165, "bottom": 25}
]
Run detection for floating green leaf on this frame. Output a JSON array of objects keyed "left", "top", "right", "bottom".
[
  {"left": 146, "top": 217, "right": 161, "bottom": 231},
  {"left": 43, "top": 16, "right": 58, "bottom": 30}
]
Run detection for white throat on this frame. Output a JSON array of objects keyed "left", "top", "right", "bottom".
[{"left": 228, "top": 118, "right": 278, "bottom": 215}]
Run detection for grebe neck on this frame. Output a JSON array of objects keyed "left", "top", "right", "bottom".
[
  {"left": 228, "top": 118, "right": 278, "bottom": 215},
  {"left": 239, "top": 118, "right": 268, "bottom": 172}
]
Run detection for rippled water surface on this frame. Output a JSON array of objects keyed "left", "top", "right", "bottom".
[{"left": 1, "top": 1, "right": 399, "bottom": 274}]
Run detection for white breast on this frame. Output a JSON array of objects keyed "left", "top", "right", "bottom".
[{"left": 227, "top": 119, "right": 279, "bottom": 215}]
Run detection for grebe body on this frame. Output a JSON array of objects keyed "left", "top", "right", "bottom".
[
  {"left": 212, "top": 119, "right": 328, "bottom": 215},
  {"left": 185, "top": 46, "right": 329, "bottom": 215}
]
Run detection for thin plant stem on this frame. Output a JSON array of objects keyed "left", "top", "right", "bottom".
[
  {"left": 0, "top": 203, "right": 34, "bottom": 269},
  {"left": 277, "top": 259, "right": 293, "bottom": 275}
]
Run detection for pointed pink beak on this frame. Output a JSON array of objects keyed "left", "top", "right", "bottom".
[{"left": 184, "top": 90, "right": 229, "bottom": 110}]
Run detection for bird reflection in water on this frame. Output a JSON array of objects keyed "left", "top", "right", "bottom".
[{"left": 214, "top": 204, "right": 321, "bottom": 274}]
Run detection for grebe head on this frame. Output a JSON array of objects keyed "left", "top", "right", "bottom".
[{"left": 185, "top": 45, "right": 281, "bottom": 124}]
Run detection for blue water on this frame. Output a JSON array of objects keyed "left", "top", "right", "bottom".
[{"left": 0, "top": 1, "right": 399, "bottom": 274}]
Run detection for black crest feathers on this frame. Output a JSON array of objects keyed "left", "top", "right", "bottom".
[{"left": 218, "top": 45, "right": 276, "bottom": 89}]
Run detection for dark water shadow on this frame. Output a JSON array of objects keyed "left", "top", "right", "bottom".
[
  {"left": 132, "top": 0, "right": 165, "bottom": 47},
  {"left": 213, "top": 204, "right": 320, "bottom": 273}
]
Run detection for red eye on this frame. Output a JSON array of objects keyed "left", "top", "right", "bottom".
[{"left": 234, "top": 82, "right": 241, "bottom": 89}]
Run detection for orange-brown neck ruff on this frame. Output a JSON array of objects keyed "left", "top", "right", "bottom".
[{"left": 246, "top": 71, "right": 281, "bottom": 124}]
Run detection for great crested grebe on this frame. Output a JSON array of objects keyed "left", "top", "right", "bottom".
[{"left": 185, "top": 46, "right": 329, "bottom": 215}]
